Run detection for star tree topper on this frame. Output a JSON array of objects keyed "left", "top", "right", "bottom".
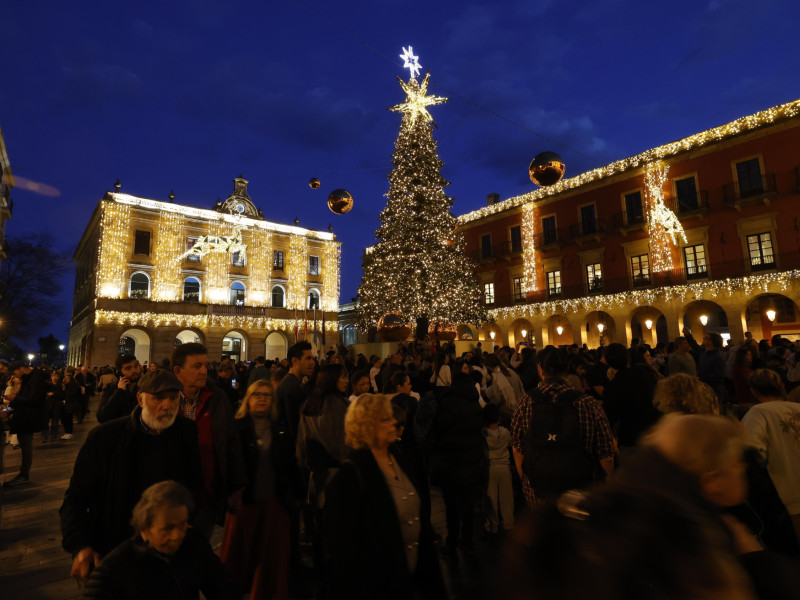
[
  {"left": 388, "top": 72, "right": 448, "bottom": 127},
  {"left": 400, "top": 46, "right": 422, "bottom": 79}
]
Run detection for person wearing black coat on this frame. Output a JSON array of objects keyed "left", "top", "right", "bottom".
[
  {"left": 431, "top": 371, "right": 486, "bottom": 556},
  {"left": 4, "top": 362, "right": 48, "bottom": 485},
  {"left": 324, "top": 394, "right": 446, "bottom": 600},
  {"left": 61, "top": 373, "right": 204, "bottom": 582}
]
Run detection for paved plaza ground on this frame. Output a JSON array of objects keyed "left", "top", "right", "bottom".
[{"left": 0, "top": 397, "right": 497, "bottom": 599}]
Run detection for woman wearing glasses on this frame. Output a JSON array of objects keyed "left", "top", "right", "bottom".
[{"left": 219, "top": 379, "right": 295, "bottom": 600}]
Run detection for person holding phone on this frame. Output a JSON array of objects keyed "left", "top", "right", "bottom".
[{"left": 97, "top": 354, "right": 142, "bottom": 423}]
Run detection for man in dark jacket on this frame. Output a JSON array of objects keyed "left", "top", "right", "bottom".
[
  {"left": 172, "top": 343, "right": 245, "bottom": 536},
  {"left": 96, "top": 354, "right": 141, "bottom": 423},
  {"left": 60, "top": 370, "right": 203, "bottom": 582},
  {"left": 686, "top": 329, "right": 727, "bottom": 402},
  {"left": 3, "top": 361, "right": 48, "bottom": 486},
  {"left": 275, "top": 341, "right": 315, "bottom": 448},
  {"left": 74, "top": 364, "right": 96, "bottom": 423}
]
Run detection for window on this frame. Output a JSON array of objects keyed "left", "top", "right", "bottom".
[
  {"left": 631, "top": 254, "right": 651, "bottom": 286},
  {"left": 183, "top": 277, "right": 201, "bottom": 302},
  {"left": 480, "top": 234, "right": 492, "bottom": 259},
  {"left": 586, "top": 263, "right": 602, "bottom": 292},
  {"left": 134, "top": 230, "right": 151, "bottom": 256},
  {"left": 230, "top": 281, "right": 245, "bottom": 306},
  {"left": 736, "top": 158, "right": 763, "bottom": 198},
  {"left": 273, "top": 250, "right": 284, "bottom": 270},
  {"left": 546, "top": 270, "right": 561, "bottom": 297},
  {"left": 232, "top": 251, "right": 246, "bottom": 267},
  {"left": 309, "top": 255, "right": 320, "bottom": 275},
  {"left": 747, "top": 232, "right": 775, "bottom": 271},
  {"left": 675, "top": 176, "right": 698, "bottom": 212},
  {"left": 271, "top": 285, "right": 285, "bottom": 308},
  {"left": 512, "top": 276, "right": 525, "bottom": 302},
  {"left": 185, "top": 237, "right": 201, "bottom": 262},
  {"left": 308, "top": 289, "right": 320, "bottom": 310},
  {"left": 510, "top": 226, "right": 522, "bottom": 253},
  {"left": 624, "top": 192, "right": 643, "bottom": 225},
  {"left": 129, "top": 272, "right": 150, "bottom": 299},
  {"left": 683, "top": 245, "right": 707, "bottom": 279},
  {"left": 580, "top": 205, "right": 597, "bottom": 235},
  {"left": 542, "top": 216, "right": 557, "bottom": 244},
  {"left": 483, "top": 282, "right": 495, "bottom": 304}
]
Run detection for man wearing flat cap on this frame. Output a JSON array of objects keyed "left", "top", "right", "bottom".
[{"left": 60, "top": 369, "right": 203, "bottom": 583}]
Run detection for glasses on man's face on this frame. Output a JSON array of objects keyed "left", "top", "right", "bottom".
[{"left": 251, "top": 391, "right": 272, "bottom": 398}]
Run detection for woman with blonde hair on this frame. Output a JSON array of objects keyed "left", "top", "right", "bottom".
[
  {"left": 323, "top": 394, "right": 446, "bottom": 599},
  {"left": 219, "top": 379, "right": 294, "bottom": 600},
  {"left": 653, "top": 373, "right": 719, "bottom": 416}
]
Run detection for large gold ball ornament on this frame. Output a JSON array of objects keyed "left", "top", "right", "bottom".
[
  {"left": 428, "top": 321, "right": 457, "bottom": 341},
  {"left": 309, "top": 178, "right": 321, "bottom": 189},
  {"left": 327, "top": 188, "right": 353, "bottom": 215},
  {"left": 378, "top": 312, "right": 412, "bottom": 342},
  {"left": 528, "top": 152, "right": 566, "bottom": 187}
]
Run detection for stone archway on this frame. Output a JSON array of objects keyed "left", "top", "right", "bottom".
[
  {"left": 544, "top": 314, "right": 572, "bottom": 347},
  {"left": 745, "top": 293, "right": 800, "bottom": 341},
  {"left": 509, "top": 318, "right": 533, "bottom": 348},
  {"left": 175, "top": 329, "right": 203, "bottom": 346},
  {"left": 265, "top": 331, "right": 288, "bottom": 361},
  {"left": 630, "top": 306, "right": 667, "bottom": 347},
  {"left": 683, "top": 299, "right": 729, "bottom": 342},
  {"left": 222, "top": 330, "right": 247, "bottom": 362},
  {"left": 119, "top": 328, "right": 151, "bottom": 365},
  {"left": 583, "top": 311, "right": 615, "bottom": 348}
]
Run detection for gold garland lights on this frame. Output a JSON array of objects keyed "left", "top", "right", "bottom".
[
  {"left": 643, "top": 163, "right": 686, "bottom": 273},
  {"left": 286, "top": 234, "right": 308, "bottom": 310},
  {"left": 487, "top": 269, "right": 800, "bottom": 321},
  {"left": 95, "top": 309, "right": 338, "bottom": 332},
  {"left": 458, "top": 97, "right": 800, "bottom": 225},
  {"left": 322, "top": 240, "right": 341, "bottom": 311},
  {"left": 248, "top": 229, "right": 272, "bottom": 306},
  {"left": 522, "top": 203, "right": 538, "bottom": 293},
  {"left": 152, "top": 210, "right": 185, "bottom": 301},
  {"left": 204, "top": 221, "right": 230, "bottom": 304},
  {"left": 97, "top": 202, "right": 132, "bottom": 298}
]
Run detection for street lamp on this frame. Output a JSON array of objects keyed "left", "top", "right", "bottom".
[
  {"left": 766, "top": 309, "right": 776, "bottom": 322},
  {"left": 521, "top": 329, "right": 527, "bottom": 339},
  {"left": 59, "top": 344, "right": 65, "bottom": 351},
  {"left": 645, "top": 319, "right": 653, "bottom": 330},
  {"left": 699, "top": 315, "right": 708, "bottom": 326},
  {"left": 27, "top": 353, "right": 34, "bottom": 365},
  {"left": 489, "top": 330, "right": 496, "bottom": 340},
  {"left": 556, "top": 325, "right": 563, "bottom": 336},
  {"left": 597, "top": 323, "right": 605, "bottom": 334}
]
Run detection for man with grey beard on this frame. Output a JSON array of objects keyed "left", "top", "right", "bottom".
[{"left": 60, "top": 370, "right": 203, "bottom": 583}]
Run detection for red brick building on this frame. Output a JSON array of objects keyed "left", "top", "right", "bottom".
[{"left": 456, "top": 98, "right": 800, "bottom": 349}]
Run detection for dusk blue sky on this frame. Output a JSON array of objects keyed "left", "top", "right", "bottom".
[{"left": 2, "top": 0, "right": 799, "bottom": 348}]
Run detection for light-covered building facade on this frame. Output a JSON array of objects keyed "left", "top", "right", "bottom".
[{"left": 69, "top": 177, "right": 340, "bottom": 366}]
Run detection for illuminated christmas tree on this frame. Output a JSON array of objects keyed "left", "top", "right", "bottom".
[{"left": 357, "top": 48, "right": 485, "bottom": 338}]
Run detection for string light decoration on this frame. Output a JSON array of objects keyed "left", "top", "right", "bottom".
[
  {"left": 205, "top": 221, "right": 232, "bottom": 304},
  {"left": 247, "top": 228, "right": 272, "bottom": 306},
  {"left": 322, "top": 240, "right": 341, "bottom": 311},
  {"left": 95, "top": 309, "right": 338, "bottom": 333},
  {"left": 286, "top": 234, "right": 308, "bottom": 310},
  {"left": 97, "top": 201, "right": 132, "bottom": 298},
  {"left": 358, "top": 56, "right": 486, "bottom": 332},
  {"left": 457, "top": 97, "right": 800, "bottom": 226},
  {"left": 488, "top": 269, "right": 800, "bottom": 321},
  {"left": 644, "top": 163, "right": 686, "bottom": 272},
  {"left": 152, "top": 210, "right": 184, "bottom": 301},
  {"left": 522, "top": 203, "right": 538, "bottom": 293}
]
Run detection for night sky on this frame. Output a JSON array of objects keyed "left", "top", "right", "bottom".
[{"left": 2, "top": 0, "right": 798, "bottom": 349}]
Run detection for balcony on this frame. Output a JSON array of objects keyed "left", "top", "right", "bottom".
[
  {"left": 722, "top": 173, "right": 778, "bottom": 208},
  {"left": 471, "top": 240, "right": 524, "bottom": 262},
  {"left": 612, "top": 211, "right": 646, "bottom": 232},
  {"left": 666, "top": 190, "right": 710, "bottom": 215},
  {"left": 569, "top": 217, "right": 607, "bottom": 241},
  {"left": 481, "top": 251, "right": 800, "bottom": 309},
  {"left": 533, "top": 228, "right": 567, "bottom": 249}
]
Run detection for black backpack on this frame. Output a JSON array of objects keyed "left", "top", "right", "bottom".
[{"left": 521, "top": 388, "right": 595, "bottom": 497}]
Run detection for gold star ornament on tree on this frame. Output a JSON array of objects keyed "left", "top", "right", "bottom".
[{"left": 388, "top": 72, "right": 448, "bottom": 128}]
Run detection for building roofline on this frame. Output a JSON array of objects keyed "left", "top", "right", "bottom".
[
  {"left": 457, "top": 96, "right": 800, "bottom": 225},
  {"left": 108, "top": 192, "right": 337, "bottom": 241}
]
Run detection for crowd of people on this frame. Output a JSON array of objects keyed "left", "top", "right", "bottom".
[{"left": 1, "top": 329, "right": 799, "bottom": 599}]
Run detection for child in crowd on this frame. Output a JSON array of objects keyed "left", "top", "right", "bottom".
[{"left": 483, "top": 403, "right": 514, "bottom": 535}]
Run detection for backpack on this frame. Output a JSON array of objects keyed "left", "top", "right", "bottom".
[{"left": 521, "top": 387, "right": 595, "bottom": 497}]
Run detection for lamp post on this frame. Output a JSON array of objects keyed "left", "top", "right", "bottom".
[
  {"left": 27, "top": 353, "right": 34, "bottom": 365},
  {"left": 597, "top": 322, "right": 605, "bottom": 347}
]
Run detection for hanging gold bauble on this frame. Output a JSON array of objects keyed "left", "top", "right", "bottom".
[
  {"left": 529, "top": 152, "right": 566, "bottom": 187},
  {"left": 309, "top": 178, "right": 321, "bottom": 189},
  {"left": 378, "top": 311, "right": 412, "bottom": 342},
  {"left": 327, "top": 189, "right": 353, "bottom": 215}
]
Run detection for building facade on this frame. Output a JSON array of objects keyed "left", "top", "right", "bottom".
[
  {"left": 457, "top": 99, "right": 800, "bottom": 349},
  {"left": 69, "top": 177, "right": 340, "bottom": 367}
]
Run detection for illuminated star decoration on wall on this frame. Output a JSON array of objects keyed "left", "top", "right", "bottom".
[
  {"left": 389, "top": 72, "right": 448, "bottom": 127},
  {"left": 400, "top": 46, "right": 421, "bottom": 79}
]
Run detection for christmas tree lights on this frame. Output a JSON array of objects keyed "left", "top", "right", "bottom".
[
  {"left": 522, "top": 203, "right": 538, "bottom": 293},
  {"left": 358, "top": 56, "right": 486, "bottom": 333}
]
